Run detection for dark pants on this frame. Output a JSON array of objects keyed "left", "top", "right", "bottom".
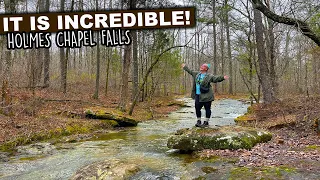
[{"left": 195, "top": 95, "right": 212, "bottom": 118}]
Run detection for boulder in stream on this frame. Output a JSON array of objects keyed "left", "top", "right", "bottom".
[
  {"left": 17, "top": 142, "right": 56, "bottom": 155},
  {"left": 70, "top": 159, "right": 140, "bottom": 180},
  {"left": 167, "top": 126, "right": 272, "bottom": 151},
  {"left": 85, "top": 109, "right": 138, "bottom": 127}
]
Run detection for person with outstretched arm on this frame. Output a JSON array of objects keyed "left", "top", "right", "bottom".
[{"left": 182, "top": 63, "right": 229, "bottom": 127}]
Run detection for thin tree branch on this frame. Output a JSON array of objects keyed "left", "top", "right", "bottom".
[{"left": 252, "top": 0, "right": 320, "bottom": 46}]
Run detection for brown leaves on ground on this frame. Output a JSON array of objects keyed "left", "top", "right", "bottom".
[
  {"left": 199, "top": 128, "right": 320, "bottom": 171},
  {"left": 244, "top": 96, "right": 320, "bottom": 131},
  {"left": 0, "top": 87, "right": 183, "bottom": 145},
  {"left": 199, "top": 95, "right": 320, "bottom": 172}
]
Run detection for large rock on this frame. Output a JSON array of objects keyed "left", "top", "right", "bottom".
[
  {"left": 70, "top": 159, "right": 140, "bottom": 180},
  {"left": 167, "top": 126, "right": 272, "bottom": 151},
  {"left": 85, "top": 109, "right": 138, "bottom": 127},
  {"left": 17, "top": 142, "right": 56, "bottom": 155}
]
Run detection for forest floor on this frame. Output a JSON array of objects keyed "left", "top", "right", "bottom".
[
  {"left": 198, "top": 96, "right": 320, "bottom": 177},
  {"left": 0, "top": 86, "right": 187, "bottom": 152}
]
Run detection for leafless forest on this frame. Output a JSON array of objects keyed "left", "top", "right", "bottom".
[{"left": 0, "top": 0, "right": 319, "bottom": 142}]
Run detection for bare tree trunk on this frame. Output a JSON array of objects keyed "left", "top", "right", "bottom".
[
  {"left": 253, "top": 9, "right": 277, "bottom": 103},
  {"left": 60, "top": 0, "right": 67, "bottom": 93},
  {"left": 43, "top": 0, "right": 50, "bottom": 87},
  {"left": 132, "top": 31, "right": 138, "bottom": 100},
  {"left": 220, "top": 18, "right": 225, "bottom": 93},
  {"left": 3, "top": 0, "right": 14, "bottom": 82},
  {"left": 118, "top": 43, "right": 132, "bottom": 111},
  {"left": 130, "top": 0, "right": 138, "bottom": 101},
  {"left": 93, "top": 32, "right": 100, "bottom": 99},
  {"left": 225, "top": 0, "right": 233, "bottom": 95},
  {"left": 312, "top": 49, "right": 319, "bottom": 94},
  {"left": 35, "top": 49, "right": 43, "bottom": 85},
  {"left": 105, "top": 47, "right": 111, "bottom": 95},
  {"left": 298, "top": 42, "right": 303, "bottom": 94},
  {"left": 1, "top": 0, "right": 14, "bottom": 115},
  {"left": 265, "top": 0, "right": 277, "bottom": 95},
  {"left": 93, "top": 0, "right": 100, "bottom": 99},
  {"left": 268, "top": 22, "right": 277, "bottom": 93},
  {"left": 212, "top": 0, "right": 218, "bottom": 93},
  {"left": 305, "top": 55, "right": 309, "bottom": 97}
]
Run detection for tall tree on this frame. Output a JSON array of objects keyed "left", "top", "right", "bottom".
[
  {"left": 131, "top": 0, "right": 138, "bottom": 101},
  {"left": 43, "top": 0, "right": 50, "bottom": 87},
  {"left": 1, "top": 0, "right": 15, "bottom": 115},
  {"left": 93, "top": 0, "right": 100, "bottom": 99},
  {"left": 220, "top": 17, "right": 225, "bottom": 92},
  {"left": 225, "top": 0, "right": 233, "bottom": 94},
  {"left": 265, "top": 0, "right": 277, "bottom": 94},
  {"left": 212, "top": 0, "right": 218, "bottom": 93},
  {"left": 118, "top": 42, "right": 132, "bottom": 111},
  {"left": 60, "top": 0, "right": 67, "bottom": 93},
  {"left": 253, "top": 9, "right": 277, "bottom": 103}
]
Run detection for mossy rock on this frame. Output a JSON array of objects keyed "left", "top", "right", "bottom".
[
  {"left": 228, "top": 166, "right": 297, "bottom": 180},
  {"left": 70, "top": 159, "right": 140, "bottom": 180},
  {"left": 85, "top": 109, "right": 138, "bottom": 127},
  {"left": 167, "top": 126, "right": 272, "bottom": 151},
  {"left": 234, "top": 114, "right": 256, "bottom": 122},
  {"left": 234, "top": 105, "right": 257, "bottom": 125},
  {"left": 201, "top": 166, "right": 218, "bottom": 174}
]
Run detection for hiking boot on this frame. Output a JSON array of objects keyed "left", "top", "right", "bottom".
[
  {"left": 202, "top": 121, "right": 209, "bottom": 127},
  {"left": 195, "top": 120, "right": 202, "bottom": 127}
]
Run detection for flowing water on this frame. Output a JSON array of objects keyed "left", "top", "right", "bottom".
[{"left": 0, "top": 98, "right": 249, "bottom": 180}]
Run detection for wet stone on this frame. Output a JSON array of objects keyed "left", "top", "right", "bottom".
[
  {"left": 17, "top": 142, "right": 56, "bottom": 155},
  {"left": 70, "top": 159, "right": 140, "bottom": 180},
  {"left": 0, "top": 152, "right": 9, "bottom": 162},
  {"left": 167, "top": 126, "right": 272, "bottom": 151}
]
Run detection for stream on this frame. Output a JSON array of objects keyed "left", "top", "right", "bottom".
[{"left": 0, "top": 98, "right": 249, "bottom": 180}]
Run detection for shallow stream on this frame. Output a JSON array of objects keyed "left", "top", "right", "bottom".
[{"left": 0, "top": 98, "right": 249, "bottom": 179}]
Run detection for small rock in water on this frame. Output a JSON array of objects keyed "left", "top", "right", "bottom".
[
  {"left": 0, "top": 152, "right": 10, "bottom": 162},
  {"left": 166, "top": 149, "right": 180, "bottom": 154},
  {"left": 17, "top": 142, "right": 56, "bottom": 155}
]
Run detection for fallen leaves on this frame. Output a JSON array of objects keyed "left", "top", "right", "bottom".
[{"left": 198, "top": 130, "right": 320, "bottom": 172}]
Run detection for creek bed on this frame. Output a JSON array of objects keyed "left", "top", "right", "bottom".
[{"left": 0, "top": 98, "right": 249, "bottom": 179}]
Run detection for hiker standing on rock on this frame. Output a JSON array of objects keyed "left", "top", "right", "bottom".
[{"left": 182, "top": 63, "right": 229, "bottom": 127}]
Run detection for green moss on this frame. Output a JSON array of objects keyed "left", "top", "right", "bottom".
[
  {"left": 65, "top": 124, "right": 91, "bottom": 134},
  {"left": 100, "top": 120, "right": 119, "bottom": 127},
  {"left": 234, "top": 114, "right": 255, "bottom": 122},
  {"left": 247, "top": 106, "right": 254, "bottom": 114},
  {"left": 202, "top": 156, "right": 239, "bottom": 164},
  {"left": 168, "top": 127, "right": 272, "bottom": 151},
  {"left": 145, "top": 112, "right": 153, "bottom": 120},
  {"left": 234, "top": 106, "right": 256, "bottom": 124},
  {"left": 19, "top": 155, "right": 45, "bottom": 161},
  {"left": 193, "top": 176, "right": 206, "bottom": 180},
  {"left": 0, "top": 120, "right": 119, "bottom": 153},
  {"left": 201, "top": 155, "right": 220, "bottom": 163},
  {"left": 260, "top": 166, "right": 296, "bottom": 178},
  {"left": 229, "top": 166, "right": 297, "bottom": 180},
  {"left": 229, "top": 167, "right": 254, "bottom": 180},
  {"left": 305, "top": 145, "right": 320, "bottom": 151}
]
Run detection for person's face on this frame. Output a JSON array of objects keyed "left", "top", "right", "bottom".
[{"left": 200, "top": 64, "right": 208, "bottom": 71}]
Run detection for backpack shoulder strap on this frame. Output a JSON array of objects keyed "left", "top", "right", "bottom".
[{"left": 201, "top": 74, "right": 211, "bottom": 86}]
